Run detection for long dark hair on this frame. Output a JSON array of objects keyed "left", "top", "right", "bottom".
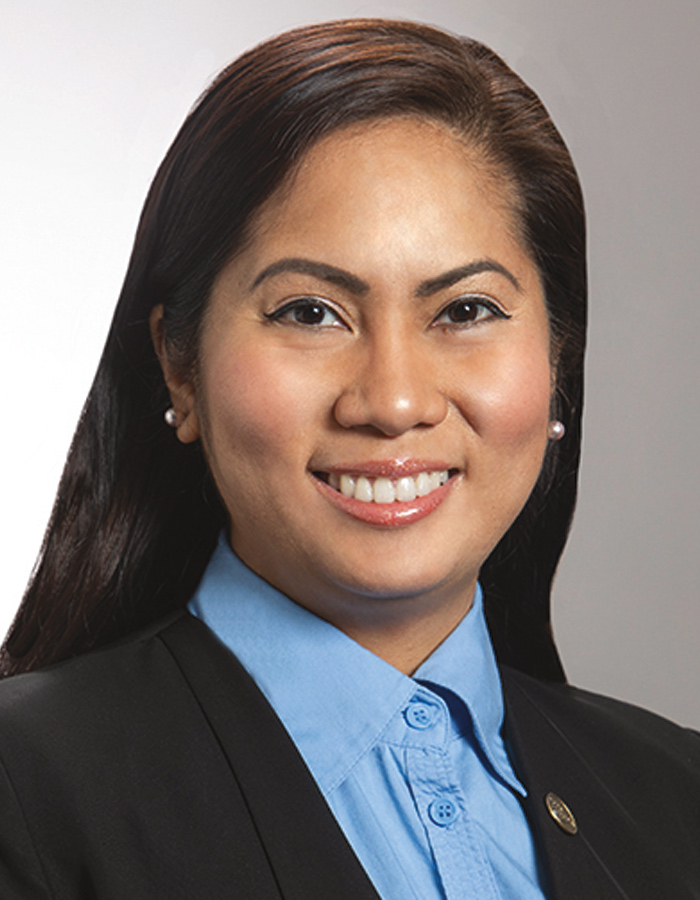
[{"left": 2, "top": 19, "right": 585, "bottom": 680}]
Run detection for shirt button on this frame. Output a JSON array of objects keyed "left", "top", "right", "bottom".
[
  {"left": 404, "top": 701, "right": 437, "bottom": 730},
  {"left": 428, "top": 798, "right": 459, "bottom": 826}
]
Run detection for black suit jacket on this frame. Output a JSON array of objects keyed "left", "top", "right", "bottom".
[{"left": 0, "top": 612, "right": 699, "bottom": 899}]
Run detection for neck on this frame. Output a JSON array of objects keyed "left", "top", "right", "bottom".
[{"left": 295, "top": 580, "right": 477, "bottom": 675}]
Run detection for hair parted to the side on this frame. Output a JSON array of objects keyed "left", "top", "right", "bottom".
[{"left": 1, "top": 19, "right": 585, "bottom": 679}]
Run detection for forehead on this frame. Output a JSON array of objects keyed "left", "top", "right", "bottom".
[{"left": 247, "top": 117, "right": 526, "bottom": 262}]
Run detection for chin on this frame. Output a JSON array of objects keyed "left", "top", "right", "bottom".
[{"left": 322, "top": 554, "right": 475, "bottom": 606}]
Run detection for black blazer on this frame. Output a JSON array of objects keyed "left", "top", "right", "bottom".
[{"left": 1, "top": 612, "right": 699, "bottom": 899}]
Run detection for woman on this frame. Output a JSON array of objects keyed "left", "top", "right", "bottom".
[{"left": 0, "top": 19, "right": 698, "bottom": 900}]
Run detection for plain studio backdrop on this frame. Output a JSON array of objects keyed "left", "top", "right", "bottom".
[{"left": 2, "top": 0, "right": 699, "bottom": 727}]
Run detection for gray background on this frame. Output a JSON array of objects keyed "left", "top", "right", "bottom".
[{"left": 2, "top": 0, "right": 698, "bottom": 726}]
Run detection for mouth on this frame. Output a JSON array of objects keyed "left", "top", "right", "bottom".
[
  {"left": 314, "top": 468, "right": 456, "bottom": 503},
  {"left": 311, "top": 463, "right": 460, "bottom": 527}
]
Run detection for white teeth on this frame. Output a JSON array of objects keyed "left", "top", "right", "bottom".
[
  {"left": 373, "top": 477, "right": 396, "bottom": 504},
  {"left": 415, "top": 472, "right": 432, "bottom": 497},
  {"left": 339, "top": 474, "right": 356, "bottom": 497},
  {"left": 328, "top": 470, "right": 450, "bottom": 504},
  {"left": 395, "top": 476, "right": 417, "bottom": 502},
  {"left": 355, "top": 476, "right": 374, "bottom": 503}
]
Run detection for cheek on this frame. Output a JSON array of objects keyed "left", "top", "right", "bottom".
[
  {"left": 199, "top": 345, "right": 319, "bottom": 464},
  {"left": 458, "top": 341, "right": 552, "bottom": 450}
]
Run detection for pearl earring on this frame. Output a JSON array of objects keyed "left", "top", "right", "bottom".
[
  {"left": 548, "top": 420, "right": 566, "bottom": 441},
  {"left": 164, "top": 408, "right": 178, "bottom": 427}
]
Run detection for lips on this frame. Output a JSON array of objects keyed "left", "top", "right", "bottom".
[{"left": 312, "top": 462, "right": 459, "bottom": 527}]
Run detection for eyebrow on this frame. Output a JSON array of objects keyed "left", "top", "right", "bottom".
[
  {"left": 249, "top": 256, "right": 520, "bottom": 296},
  {"left": 416, "top": 260, "right": 521, "bottom": 296},
  {"left": 250, "top": 258, "right": 370, "bottom": 295}
]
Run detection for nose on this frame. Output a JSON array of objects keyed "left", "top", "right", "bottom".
[{"left": 333, "top": 334, "right": 448, "bottom": 436}]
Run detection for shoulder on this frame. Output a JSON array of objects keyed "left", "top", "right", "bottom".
[
  {"left": 0, "top": 613, "right": 262, "bottom": 898},
  {"left": 501, "top": 665, "right": 700, "bottom": 814},
  {"left": 503, "top": 664, "right": 700, "bottom": 756},
  {"left": 500, "top": 666, "right": 700, "bottom": 894},
  {"left": 0, "top": 612, "right": 189, "bottom": 731},
  {"left": 0, "top": 612, "right": 225, "bottom": 791}
]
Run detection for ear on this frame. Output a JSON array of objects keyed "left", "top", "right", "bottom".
[{"left": 149, "top": 305, "right": 200, "bottom": 444}]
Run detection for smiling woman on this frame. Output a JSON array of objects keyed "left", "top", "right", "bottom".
[
  {"left": 0, "top": 18, "right": 698, "bottom": 900},
  {"left": 151, "top": 118, "right": 553, "bottom": 669}
]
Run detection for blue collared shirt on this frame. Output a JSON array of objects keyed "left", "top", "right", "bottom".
[{"left": 188, "top": 535, "right": 548, "bottom": 900}]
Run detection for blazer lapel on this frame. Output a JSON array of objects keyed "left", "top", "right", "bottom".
[
  {"left": 160, "top": 613, "right": 381, "bottom": 900},
  {"left": 501, "top": 667, "right": 694, "bottom": 900}
]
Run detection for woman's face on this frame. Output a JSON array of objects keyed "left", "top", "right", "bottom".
[{"left": 167, "top": 118, "right": 553, "bottom": 657}]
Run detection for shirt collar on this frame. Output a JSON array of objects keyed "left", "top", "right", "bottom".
[{"left": 188, "top": 533, "right": 524, "bottom": 796}]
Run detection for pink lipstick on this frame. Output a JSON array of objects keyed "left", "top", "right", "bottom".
[{"left": 311, "top": 460, "right": 459, "bottom": 527}]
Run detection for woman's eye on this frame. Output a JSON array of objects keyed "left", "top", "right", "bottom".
[
  {"left": 265, "top": 298, "right": 345, "bottom": 328},
  {"left": 433, "top": 296, "right": 509, "bottom": 327}
]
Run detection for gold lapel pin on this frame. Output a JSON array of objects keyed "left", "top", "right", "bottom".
[{"left": 544, "top": 791, "right": 578, "bottom": 835}]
